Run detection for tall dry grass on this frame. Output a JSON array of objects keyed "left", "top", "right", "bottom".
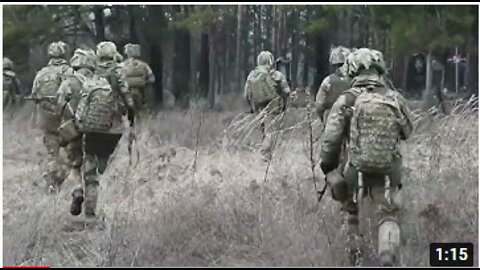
[{"left": 3, "top": 96, "right": 478, "bottom": 267}]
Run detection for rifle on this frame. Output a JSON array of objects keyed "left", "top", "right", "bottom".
[{"left": 24, "top": 95, "right": 57, "bottom": 103}]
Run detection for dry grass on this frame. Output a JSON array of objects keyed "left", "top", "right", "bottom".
[{"left": 3, "top": 96, "right": 478, "bottom": 267}]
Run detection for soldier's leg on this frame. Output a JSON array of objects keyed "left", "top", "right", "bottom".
[
  {"left": 260, "top": 101, "right": 284, "bottom": 161},
  {"left": 260, "top": 112, "right": 275, "bottom": 161},
  {"left": 342, "top": 164, "right": 363, "bottom": 265},
  {"left": 83, "top": 153, "right": 100, "bottom": 217},
  {"left": 66, "top": 139, "right": 84, "bottom": 216},
  {"left": 43, "top": 131, "right": 64, "bottom": 192},
  {"left": 369, "top": 184, "right": 402, "bottom": 266}
]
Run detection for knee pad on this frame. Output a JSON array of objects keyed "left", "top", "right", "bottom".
[{"left": 378, "top": 220, "right": 400, "bottom": 265}]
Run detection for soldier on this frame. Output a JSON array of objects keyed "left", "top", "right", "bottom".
[
  {"left": 319, "top": 48, "right": 413, "bottom": 266},
  {"left": 31, "top": 41, "right": 74, "bottom": 193},
  {"left": 3, "top": 57, "right": 21, "bottom": 110},
  {"left": 95, "top": 41, "right": 135, "bottom": 124},
  {"left": 244, "top": 51, "right": 292, "bottom": 161},
  {"left": 114, "top": 52, "right": 124, "bottom": 66},
  {"left": 315, "top": 46, "right": 351, "bottom": 123},
  {"left": 56, "top": 48, "right": 123, "bottom": 225},
  {"left": 122, "top": 43, "right": 155, "bottom": 114}
]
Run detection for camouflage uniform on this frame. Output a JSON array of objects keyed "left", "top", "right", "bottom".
[
  {"left": 3, "top": 57, "right": 21, "bottom": 110},
  {"left": 122, "top": 43, "right": 155, "bottom": 113},
  {"left": 31, "top": 42, "right": 74, "bottom": 192},
  {"left": 320, "top": 48, "right": 413, "bottom": 266},
  {"left": 244, "top": 51, "right": 291, "bottom": 161},
  {"left": 315, "top": 46, "right": 351, "bottom": 123},
  {"left": 57, "top": 48, "right": 124, "bottom": 222}
]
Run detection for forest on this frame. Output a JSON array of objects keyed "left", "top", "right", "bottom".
[{"left": 3, "top": 5, "right": 479, "bottom": 108}]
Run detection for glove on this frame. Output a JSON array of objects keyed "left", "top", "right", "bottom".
[{"left": 320, "top": 161, "right": 337, "bottom": 175}]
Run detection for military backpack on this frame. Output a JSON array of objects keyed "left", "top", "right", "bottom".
[
  {"left": 74, "top": 74, "right": 116, "bottom": 133},
  {"left": 248, "top": 66, "right": 278, "bottom": 104},
  {"left": 124, "top": 59, "right": 147, "bottom": 88},
  {"left": 349, "top": 87, "right": 402, "bottom": 174}
]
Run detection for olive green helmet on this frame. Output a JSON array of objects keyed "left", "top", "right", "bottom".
[
  {"left": 96, "top": 41, "right": 117, "bottom": 59},
  {"left": 3, "top": 57, "right": 14, "bottom": 70},
  {"left": 70, "top": 48, "right": 97, "bottom": 70},
  {"left": 257, "top": 51, "right": 275, "bottom": 67},
  {"left": 48, "top": 41, "right": 68, "bottom": 58},
  {"left": 124, "top": 43, "right": 141, "bottom": 58}
]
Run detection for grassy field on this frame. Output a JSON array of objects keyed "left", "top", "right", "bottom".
[{"left": 3, "top": 96, "right": 478, "bottom": 267}]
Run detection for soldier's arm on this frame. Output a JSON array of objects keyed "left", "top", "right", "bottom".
[
  {"left": 13, "top": 76, "right": 21, "bottom": 96},
  {"left": 31, "top": 71, "right": 41, "bottom": 96},
  {"left": 144, "top": 63, "right": 155, "bottom": 84},
  {"left": 244, "top": 71, "right": 255, "bottom": 100},
  {"left": 315, "top": 76, "right": 330, "bottom": 119},
  {"left": 320, "top": 94, "right": 350, "bottom": 166},
  {"left": 115, "top": 67, "right": 135, "bottom": 110},
  {"left": 272, "top": 71, "right": 291, "bottom": 96}
]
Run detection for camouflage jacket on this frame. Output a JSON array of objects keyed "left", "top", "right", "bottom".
[
  {"left": 315, "top": 68, "right": 350, "bottom": 121},
  {"left": 244, "top": 67, "right": 291, "bottom": 102},
  {"left": 122, "top": 58, "right": 155, "bottom": 85},
  {"left": 96, "top": 60, "right": 134, "bottom": 111},
  {"left": 31, "top": 58, "right": 73, "bottom": 97},
  {"left": 320, "top": 75, "right": 414, "bottom": 166}
]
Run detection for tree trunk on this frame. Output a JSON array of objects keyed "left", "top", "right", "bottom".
[
  {"left": 149, "top": 43, "right": 163, "bottom": 108},
  {"left": 424, "top": 50, "right": 434, "bottom": 109},
  {"left": 172, "top": 8, "right": 191, "bottom": 108},
  {"left": 93, "top": 6, "right": 105, "bottom": 41},
  {"left": 199, "top": 32, "right": 210, "bottom": 99},
  {"left": 208, "top": 26, "right": 216, "bottom": 108},
  {"left": 127, "top": 6, "right": 139, "bottom": 43},
  {"left": 235, "top": 5, "right": 243, "bottom": 92},
  {"left": 290, "top": 9, "right": 299, "bottom": 89}
]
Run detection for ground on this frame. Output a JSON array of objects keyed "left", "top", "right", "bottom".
[{"left": 3, "top": 97, "right": 478, "bottom": 267}]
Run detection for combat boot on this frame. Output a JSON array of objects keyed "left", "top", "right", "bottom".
[{"left": 70, "top": 189, "right": 84, "bottom": 216}]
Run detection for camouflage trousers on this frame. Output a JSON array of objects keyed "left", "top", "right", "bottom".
[
  {"left": 339, "top": 159, "right": 403, "bottom": 266},
  {"left": 66, "top": 132, "right": 122, "bottom": 217},
  {"left": 37, "top": 109, "right": 67, "bottom": 190},
  {"left": 253, "top": 98, "right": 285, "bottom": 161}
]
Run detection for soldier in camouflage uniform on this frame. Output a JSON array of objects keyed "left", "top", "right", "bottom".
[
  {"left": 315, "top": 46, "right": 351, "bottom": 123},
  {"left": 3, "top": 57, "right": 21, "bottom": 110},
  {"left": 244, "top": 51, "right": 291, "bottom": 161},
  {"left": 122, "top": 43, "right": 155, "bottom": 114},
  {"left": 31, "top": 41, "right": 74, "bottom": 193},
  {"left": 56, "top": 48, "right": 124, "bottom": 224},
  {"left": 95, "top": 41, "right": 136, "bottom": 121},
  {"left": 319, "top": 48, "right": 413, "bottom": 266}
]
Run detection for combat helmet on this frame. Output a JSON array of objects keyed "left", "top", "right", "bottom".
[
  {"left": 48, "top": 41, "right": 68, "bottom": 58},
  {"left": 257, "top": 51, "right": 275, "bottom": 67},
  {"left": 70, "top": 48, "right": 97, "bottom": 71},
  {"left": 329, "top": 46, "right": 351, "bottom": 65},
  {"left": 3, "top": 57, "right": 14, "bottom": 70},
  {"left": 345, "top": 48, "right": 387, "bottom": 78},
  {"left": 124, "top": 43, "right": 141, "bottom": 58},
  {"left": 96, "top": 41, "right": 117, "bottom": 60}
]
